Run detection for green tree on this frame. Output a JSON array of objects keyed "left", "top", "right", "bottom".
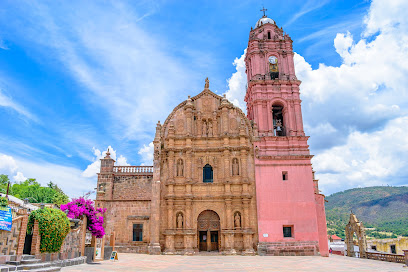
[{"left": 0, "top": 174, "right": 10, "bottom": 194}]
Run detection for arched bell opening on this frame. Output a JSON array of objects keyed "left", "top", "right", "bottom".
[{"left": 272, "top": 104, "right": 286, "bottom": 136}]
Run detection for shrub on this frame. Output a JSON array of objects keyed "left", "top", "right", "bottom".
[
  {"left": 60, "top": 198, "right": 106, "bottom": 238},
  {"left": 0, "top": 196, "right": 8, "bottom": 207},
  {"left": 27, "top": 208, "right": 70, "bottom": 253}
]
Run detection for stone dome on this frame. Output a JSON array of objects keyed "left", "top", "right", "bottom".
[{"left": 255, "top": 16, "right": 275, "bottom": 28}]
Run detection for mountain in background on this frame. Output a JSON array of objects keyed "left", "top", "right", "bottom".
[{"left": 325, "top": 186, "right": 408, "bottom": 239}]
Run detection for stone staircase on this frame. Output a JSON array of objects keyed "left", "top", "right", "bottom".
[{"left": 1, "top": 254, "right": 86, "bottom": 271}]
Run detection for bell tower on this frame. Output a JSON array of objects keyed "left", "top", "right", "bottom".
[{"left": 245, "top": 11, "right": 329, "bottom": 256}]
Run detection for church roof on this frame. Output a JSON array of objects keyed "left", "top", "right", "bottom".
[{"left": 255, "top": 16, "right": 275, "bottom": 28}]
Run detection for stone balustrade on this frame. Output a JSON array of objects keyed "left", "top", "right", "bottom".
[
  {"left": 113, "top": 166, "right": 153, "bottom": 174},
  {"left": 366, "top": 252, "right": 405, "bottom": 264}
]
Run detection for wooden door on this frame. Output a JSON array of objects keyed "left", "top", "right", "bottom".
[
  {"left": 210, "top": 231, "right": 219, "bottom": 251},
  {"left": 199, "top": 231, "right": 207, "bottom": 251}
]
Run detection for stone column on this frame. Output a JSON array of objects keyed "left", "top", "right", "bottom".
[
  {"left": 164, "top": 199, "right": 175, "bottom": 254},
  {"left": 243, "top": 199, "right": 250, "bottom": 228},
  {"left": 293, "top": 100, "right": 305, "bottom": 136},
  {"left": 167, "top": 199, "right": 174, "bottom": 229},
  {"left": 186, "top": 151, "right": 192, "bottom": 180},
  {"left": 226, "top": 199, "right": 232, "bottom": 229},
  {"left": 243, "top": 234, "right": 255, "bottom": 255},
  {"left": 224, "top": 150, "right": 230, "bottom": 179},
  {"left": 240, "top": 150, "right": 248, "bottom": 179},
  {"left": 185, "top": 199, "right": 192, "bottom": 229},
  {"left": 168, "top": 151, "right": 175, "bottom": 180},
  {"left": 403, "top": 250, "right": 408, "bottom": 266},
  {"left": 148, "top": 181, "right": 161, "bottom": 254}
]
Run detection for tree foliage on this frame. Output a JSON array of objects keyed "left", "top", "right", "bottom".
[{"left": 0, "top": 174, "right": 69, "bottom": 204}]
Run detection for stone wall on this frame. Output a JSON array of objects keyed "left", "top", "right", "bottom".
[
  {"left": 0, "top": 214, "right": 27, "bottom": 257},
  {"left": 258, "top": 241, "right": 319, "bottom": 256},
  {"left": 112, "top": 176, "right": 152, "bottom": 200},
  {"left": 102, "top": 200, "right": 151, "bottom": 253}
]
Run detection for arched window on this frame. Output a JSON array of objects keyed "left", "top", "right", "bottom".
[
  {"left": 267, "top": 31, "right": 271, "bottom": 39},
  {"left": 203, "top": 164, "right": 213, "bottom": 183},
  {"left": 272, "top": 104, "right": 285, "bottom": 136}
]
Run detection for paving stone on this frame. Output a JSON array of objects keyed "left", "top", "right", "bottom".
[{"left": 59, "top": 253, "right": 407, "bottom": 272}]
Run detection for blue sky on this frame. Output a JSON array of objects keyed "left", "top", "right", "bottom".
[{"left": 1, "top": 0, "right": 407, "bottom": 197}]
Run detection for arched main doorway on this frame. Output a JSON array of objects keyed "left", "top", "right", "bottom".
[{"left": 197, "top": 210, "right": 220, "bottom": 252}]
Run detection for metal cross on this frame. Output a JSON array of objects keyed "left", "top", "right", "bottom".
[{"left": 260, "top": 7, "right": 267, "bottom": 17}]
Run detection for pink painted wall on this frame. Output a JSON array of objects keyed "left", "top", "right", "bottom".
[{"left": 255, "top": 159, "right": 320, "bottom": 242}]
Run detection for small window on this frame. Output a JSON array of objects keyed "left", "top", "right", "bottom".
[
  {"left": 283, "top": 226, "right": 292, "bottom": 238},
  {"left": 268, "top": 31, "right": 271, "bottom": 39},
  {"left": 203, "top": 164, "right": 213, "bottom": 183},
  {"left": 371, "top": 245, "right": 377, "bottom": 251},
  {"left": 282, "top": 171, "right": 288, "bottom": 181},
  {"left": 133, "top": 224, "right": 143, "bottom": 241},
  {"left": 390, "top": 244, "right": 396, "bottom": 254}
]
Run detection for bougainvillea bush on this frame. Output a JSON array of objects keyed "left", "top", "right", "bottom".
[
  {"left": 27, "top": 208, "right": 70, "bottom": 252},
  {"left": 60, "top": 198, "right": 106, "bottom": 238}
]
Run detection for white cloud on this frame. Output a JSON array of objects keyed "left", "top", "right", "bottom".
[
  {"left": 138, "top": 142, "right": 154, "bottom": 166},
  {"left": 82, "top": 146, "right": 129, "bottom": 178},
  {"left": 0, "top": 154, "right": 18, "bottom": 173},
  {"left": 13, "top": 172, "right": 26, "bottom": 182},
  {"left": 0, "top": 152, "right": 94, "bottom": 198},
  {"left": 224, "top": 49, "right": 247, "bottom": 111},
  {"left": 294, "top": 0, "right": 408, "bottom": 194},
  {"left": 314, "top": 117, "right": 408, "bottom": 193},
  {"left": 0, "top": 87, "right": 36, "bottom": 121}
]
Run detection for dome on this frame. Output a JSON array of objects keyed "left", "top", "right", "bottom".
[{"left": 255, "top": 16, "right": 275, "bottom": 28}]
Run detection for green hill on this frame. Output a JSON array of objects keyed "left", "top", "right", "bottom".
[{"left": 325, "top": 186, "right": 408, "bottom": 239}]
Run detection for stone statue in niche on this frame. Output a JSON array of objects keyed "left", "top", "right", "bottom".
[
  {"left": 202, "top": 121, "right": 207, "bottom": 136},
  {"left": 177, "top": 213, "right": 183, "bottom": 229},
  {"left": 232, "top": 158, "right": 239, "bottom": 176},
  {"left": 234, "top": 213, "right": 241, "bottom": 228},
  {"left": 176, "top": 159, "right": 184, "bottom": 177},
  {"left": 208, "top": 121, "right": 213, "bottom": 137}
]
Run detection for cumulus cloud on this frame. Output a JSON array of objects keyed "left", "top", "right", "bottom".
[
  {"left": 138, "top": 142, "right": 154, "bottom": 166},
  {"left": 0, "top": 154, "right": 18, "bottom": 173},
  {"left": 82, "top": 146, "right": 130, "bottom": 178},
  {"left": 224, "top": 49, "right": 247, "bottom": 111},
  {"left": 294, "top": 0, "right": 408, "bottom": 194},
  {"left": 13, "top": 172, "right": 26, "bottom": 182}
]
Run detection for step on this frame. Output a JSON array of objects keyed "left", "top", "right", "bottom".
[
  {"left": 21, "top": 259, "right": 41, "bottom": 265},
  {"left": 22, "top": 255, "right": 36, "bottom": 260},
  {"left": 16, "top": 262, "right": 53, "bottom": 270},
  {"left": 5, "top": 261, "right": 19, "bottom": 265},
  {"left": 29, "top": 267, "right": 61, "bottom": 272}
]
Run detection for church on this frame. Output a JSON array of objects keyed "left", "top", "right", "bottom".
[{"left": 95, "top": 13, "right": 329, "bottom": 257}]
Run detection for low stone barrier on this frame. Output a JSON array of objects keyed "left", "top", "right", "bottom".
[{"left": 366, "top": 252, "right": 405, "bottom": 264}]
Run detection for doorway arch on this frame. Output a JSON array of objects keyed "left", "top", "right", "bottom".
[{"left": 197, "top": 210, "right": 220, "bottom": 252}]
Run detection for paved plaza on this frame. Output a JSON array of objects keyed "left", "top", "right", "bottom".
[{"left": 61, "top": 253, "right": 407, "bottom": 272}]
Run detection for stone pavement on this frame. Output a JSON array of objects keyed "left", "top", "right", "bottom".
[{"left": 61, "top": 253, "right": 407, "bottom": 272}]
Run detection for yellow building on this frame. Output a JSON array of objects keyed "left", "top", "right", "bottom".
[{"left": 367, "top": 237, "right": 408, "bottom": 255}]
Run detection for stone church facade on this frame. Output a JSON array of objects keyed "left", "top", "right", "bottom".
[{"left": 96, "top": 14, "right": 329, "bottom": 256}]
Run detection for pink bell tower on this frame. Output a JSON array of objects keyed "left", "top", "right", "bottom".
[{"left": 245, "top": 11, "right": 329, "bottom": 256}]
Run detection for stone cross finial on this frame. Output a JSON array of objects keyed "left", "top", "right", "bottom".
[{"left": 205, "top": 77, "right": 209, "bottom": 89}]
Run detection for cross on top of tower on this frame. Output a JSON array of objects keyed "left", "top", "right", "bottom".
[{"left": 260, "top": 7, "right": 267, "bottom": 17}]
